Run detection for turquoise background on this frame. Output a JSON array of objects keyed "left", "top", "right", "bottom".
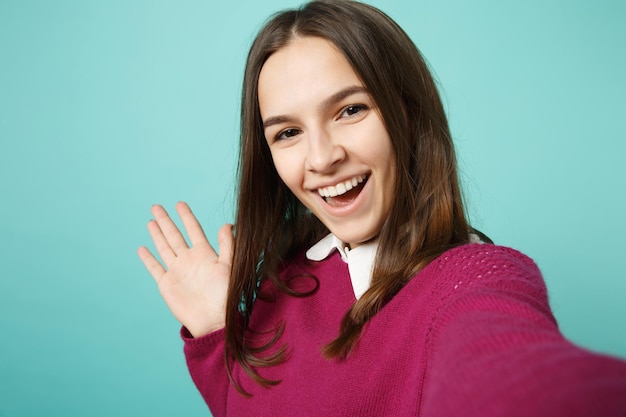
[{"left": 1, "top": 0, "right": 624, "bottom": 415}]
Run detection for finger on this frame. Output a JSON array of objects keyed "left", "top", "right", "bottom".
[
  {"left": 147, "top": 219, "right": 177, "bottom": 264},
  {"left": 176, "top": 201, "right": 210, "bottom": 247},
  {"left": 217, "top": 224, "right": 234, "bottom": 267},
  {"left": 151, "top": 204, "right": 190, "bottom": 254},
  {"left": 137, "top": 246, "right": 166, "bottom": 282}
]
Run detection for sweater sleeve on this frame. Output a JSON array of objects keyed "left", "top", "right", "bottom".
[
  {"left": 421, "top": 245, "right": 626, "bottom": 417},
  {"left": 181, "top": 327, "right": 229, "bottom": 417}
]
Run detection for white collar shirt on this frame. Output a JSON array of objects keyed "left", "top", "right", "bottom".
[{"left": 305, "top": 233, "right": 378, "bottom": 300}]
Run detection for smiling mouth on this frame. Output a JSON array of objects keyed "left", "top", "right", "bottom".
[{"left": 317, "top": 174, "right": 368, "bottom": 207}]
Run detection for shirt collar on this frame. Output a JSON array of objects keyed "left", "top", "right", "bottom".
[
  {"left": 306, "top": 233, "right": 347, "bottom": 261},
  {"left": 305, "top": 233, "right": 378, "bottom": 300}
]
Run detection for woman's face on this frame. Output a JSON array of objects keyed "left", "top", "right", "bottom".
[{"left": 258, "top": 36, "right": 396, "bottom": 248}]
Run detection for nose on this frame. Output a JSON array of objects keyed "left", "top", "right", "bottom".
[{"left": 305, "top": 127, "right": 345, "bottom": 173}]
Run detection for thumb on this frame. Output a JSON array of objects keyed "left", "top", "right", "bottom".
[{"left": 217, "top": 224, "right": 234, "bottom": 267}]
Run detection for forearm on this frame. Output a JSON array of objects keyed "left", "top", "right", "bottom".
[{"left": 182, "top": 326, "right": 230, "bottom": 417}]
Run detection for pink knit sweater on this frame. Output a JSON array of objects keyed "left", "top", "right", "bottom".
[{"left": 182, "top": 244, "right": 626, "bottom": 416}]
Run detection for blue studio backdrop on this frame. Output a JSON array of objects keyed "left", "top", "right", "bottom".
[{"left": 1, "top": 0, "right": 624, "bottom": 415}]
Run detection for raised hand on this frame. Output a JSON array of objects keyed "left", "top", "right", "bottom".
[{"left": 137, "top": 202, "right": 232, "bottom": 337}]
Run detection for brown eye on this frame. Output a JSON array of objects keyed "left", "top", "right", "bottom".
[
  {"left": 341, "top": 104, "right": 367, "bottom": 118},
  {"left": 276, "top": 128, "right": 301, "bottom": 141}
]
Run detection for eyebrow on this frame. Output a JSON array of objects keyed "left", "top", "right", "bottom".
[{"left": 262, "top": 85, "right": 368, "bottom": 129}]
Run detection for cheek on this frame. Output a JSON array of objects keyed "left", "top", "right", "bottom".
[
  {"left": 374, "top": 135, "right": 397, "bottom": 190},
  {"left": 271, "top": 150, "right": 302, "bottom": 189},
  {"left": 371, "top": 133, "right": 395, "bottom": 169}
]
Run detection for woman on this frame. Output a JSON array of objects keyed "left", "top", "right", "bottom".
[{"left": 138, "top": 1, "right": 626, "bottom": 416}]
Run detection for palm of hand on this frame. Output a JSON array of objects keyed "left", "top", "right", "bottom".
[{"left": 138, "top": 202, "right": 233, "bottom": 337}]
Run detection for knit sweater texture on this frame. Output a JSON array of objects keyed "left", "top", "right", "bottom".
[{"left": 182, "top": 244, "right": 626, "bottom": 416}]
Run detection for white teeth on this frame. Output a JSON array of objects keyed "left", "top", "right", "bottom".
[{"left": 317, "top": 175, "right": 366, "bottom": 198}]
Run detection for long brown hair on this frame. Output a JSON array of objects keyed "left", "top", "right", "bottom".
[{"left": 226, "top": 0, "right": 470, "bottom": 392}]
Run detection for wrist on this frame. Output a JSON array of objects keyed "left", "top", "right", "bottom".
[{"left": 188, "top": 320, "right": 225, "bottom": 338}]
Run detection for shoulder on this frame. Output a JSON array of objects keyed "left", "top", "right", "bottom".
[
  {"left": 410, "top": 243, "right": 558, "bottom": 347},
  {"left": 422, "top": 243, "right": 548, "bottom": 302},
  {"left": 417, "top": 243, "right": 560, "bottom": 352},
  {"left": 429, "top": 243, "right": 541, "bottom": 282}
]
